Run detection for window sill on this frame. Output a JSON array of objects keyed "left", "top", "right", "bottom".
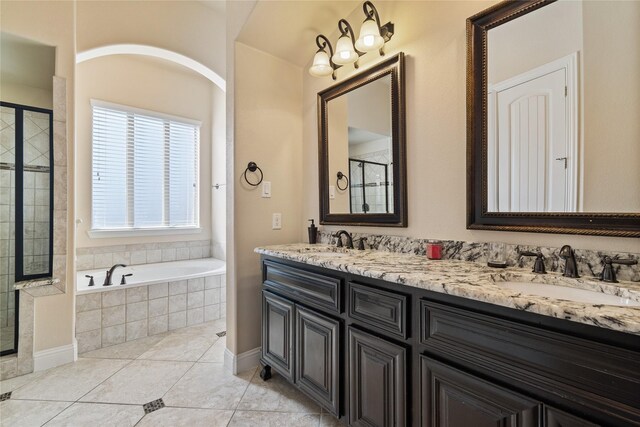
[{"left": 87, "top": 227, "right": 202, "bottom": 239}]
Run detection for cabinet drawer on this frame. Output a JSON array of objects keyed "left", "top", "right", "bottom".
[
  {"left": 263, "top": 260, "right": 341, "bottom": 313},
  {"left": 348, "top": 282, "right": 407, "bottom": 339},
  {"left": 420, "top": 300, "right": 640, "bottom": 423}
]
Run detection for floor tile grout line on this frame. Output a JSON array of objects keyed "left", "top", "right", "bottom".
[
  {"left": 74, "top": 358, "right": 137, "bottom": 403},
  {"left": 32, "top": 399, "right": 73, "bottom": 427},
  {"left": 227, "top": 366, "right": 260, "bottom": 426},
  {"left": 159, "top": 360, "right": 197, "bottom": 403}
]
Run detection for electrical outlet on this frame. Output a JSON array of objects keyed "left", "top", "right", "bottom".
[
  {"left": 329, "top": 185, "right": 336, "bottom": 199},
  {"left": 262, "top": 181, "right": 271, "bottom": 198},
  {"left": 272, "top": 213, "right": 282, "bottom": 230}
]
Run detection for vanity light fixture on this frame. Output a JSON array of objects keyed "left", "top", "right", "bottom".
[
  {"left": 309, "top": 0, "right": 394, "bottom": 79},
  {"left": 309, "top": 35, "right": 339, "bottom": 80},
  {"left": 332, "top": 19, "right": 362, "bottom": 67},
  {"left": 355, "top": 1, "right": 394, "bottom": 54}
]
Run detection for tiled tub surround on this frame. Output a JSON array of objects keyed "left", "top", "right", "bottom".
[
  {"left": 256, "top": 244, "right": 640, "bottom": 335},
  {"left": 318, "top": 231, "right": 640, "bottom": 282},
  {"left": 76, "top": 239, "right": 213, "bottom": 271},
  {"left": 75, "top": 261, "right": 226, "bottom": 353}
]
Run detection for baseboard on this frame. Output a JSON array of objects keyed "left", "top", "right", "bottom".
[
  {"left": 34, "top": 339, "right": 77, "bottom": 372},
  {"left": 224, "top": 346, "right": 261, "bottom": 375}
]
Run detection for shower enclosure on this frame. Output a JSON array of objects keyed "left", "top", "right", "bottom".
[
  {"left": 348, "top": 158, "right": 392, "bottom": 214},
  {"left": 0, "top": 102, "right": 53, "bottom": 356}
]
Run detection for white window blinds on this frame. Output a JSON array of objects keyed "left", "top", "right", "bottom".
[{"left": 92, "top": 100, "right": 200, "bottom": 230}]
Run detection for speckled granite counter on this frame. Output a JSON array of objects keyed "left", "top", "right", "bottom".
[{"left": 255, "top": 244, "right": 640, "bottom": 335}]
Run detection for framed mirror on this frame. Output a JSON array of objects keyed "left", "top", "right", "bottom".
[
  {"left": 467, "top": 0, "right": 640, "bottom": 237},
  {"left": 319, "top": 52, "right": 406, "bottom": 226}
]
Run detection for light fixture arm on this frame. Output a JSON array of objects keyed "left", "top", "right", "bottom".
[
  {"left": 315, "top": 34, "right": 340, "bottom": 80},
  {"left": 338, "top": 19, "right": 364, "bottom": 68},
  {"left": 363, "top": 1, "right": 382, "bottom": 28}
]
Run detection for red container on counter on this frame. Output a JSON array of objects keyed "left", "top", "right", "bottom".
[{"left": 426, "top": 243, "right": 442, "bottom": 260}]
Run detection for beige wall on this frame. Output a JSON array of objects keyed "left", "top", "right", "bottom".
[
  {"left": 488, "top": 1, "right": 583, "bottom": 85},
  {"left": 301, "top": 0, "right": 640, "bottom": 257},
  {"left": 234, "top": 42, "right": 303, "bottom": 354},
  {"left": 75, "top": 55, "right": 216, "bottom": 248},
  {"left": 0, "top": 0, "right": 76, "bottom": 352},
  {"left": 582, "top": 1, "right": 640, "bottom": 212},
  {"left": 328, "top": 96, "right": 350, "bottom": 213},
  {"left": 347, "top": 77, "right": 391, "bottom": 137},
  {"left": 0, "top": 83, "right": 52, "bottom": 110},
  {"left": 76, "top": 1, "right": 225, "bottom": 82}
]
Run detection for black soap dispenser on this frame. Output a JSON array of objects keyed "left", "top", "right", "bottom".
[{"left": 308, "top": 219, "right": 318, "bottom": 244}]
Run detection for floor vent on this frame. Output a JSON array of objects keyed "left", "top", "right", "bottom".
[
  {"left": 0, "top": 392, "right": 11, "bottom": 401},
  {"left": 216, "top": 331, "right": 227, "bottom": 337},
  {"left": 143, "top": 398, "right": 165, "bottom": 414}
]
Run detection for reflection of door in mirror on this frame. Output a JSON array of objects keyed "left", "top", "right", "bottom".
[
  {"left": 328, "top": 74, "right": 392, "bottom": 214},
  {"left": 0, "top": 32, "right": 55, "bottom": 355},
  {"left": 486, "top": 0, "right": 640, "bottom": 214}
]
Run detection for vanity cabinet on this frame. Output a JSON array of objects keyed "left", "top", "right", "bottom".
[
  {"left": 261, "top": 291, "right": 294, "bottom": 381},
  {"left": 420, "top": 356, "right": 540, "bottom": 427},
  {"left": 349, "top": 327, "right": 406, "bottom": 426},
  {"left": 260, "top": 256, "right": 640, "bottom": 427},
  {"left": 295, "top": 305, "right": 340, "bottom": 414}
]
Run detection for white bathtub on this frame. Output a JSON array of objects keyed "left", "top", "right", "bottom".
[{"left": 77, "top": 258, "right": 226, "bottom": 294}]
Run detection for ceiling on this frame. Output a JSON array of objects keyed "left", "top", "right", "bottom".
[
  {"left": 1, "top": 32, "right": 55, "bottom": 90},
  {"left": 236, "top": 0, "right": 361, "bottom": 67}
]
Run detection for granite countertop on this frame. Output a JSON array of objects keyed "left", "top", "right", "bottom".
[
  {"left": 14, "top": 277, "right": 60, "bottom": 290},
  {"left": 255, "top": 244, "right": 640, "bottom": 335}
]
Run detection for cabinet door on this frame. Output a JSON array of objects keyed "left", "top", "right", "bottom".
[
  {"left": 262, "top": 291, "right": 294, "bottom": 381},
  {"left": 295, "top": 306, "right": 340, "bottom": 415},
  {"left": 349, "top": 327, "right": 406, "bottom": 427},
  {"left": 420, "top": 355, "right": 540, "bottom": 427},
  {"left": 544, "top": 406, "right": 599, "bottom": 427}
]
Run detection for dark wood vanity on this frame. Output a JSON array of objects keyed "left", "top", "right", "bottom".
[{"left": 259, "top": 255, "right": 640, "bottom": 427}]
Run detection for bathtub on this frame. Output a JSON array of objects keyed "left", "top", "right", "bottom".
[
  {"left": 75, "top": 257, "right": 226, "bottom": 353},
  {"left": 76, "top": 258, "right": 226, "bottom": 294}
]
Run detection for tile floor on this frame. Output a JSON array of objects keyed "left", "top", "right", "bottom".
[{"left": 0, "top": 319, "right": 341, "bottom": 426}]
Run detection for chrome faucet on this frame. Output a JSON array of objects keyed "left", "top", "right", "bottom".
[
  {"left": 559, "top": 245, "right": 579, "bottom": 278},
  {"left": 103, "top": 264, "right": 127, "bottom": 286},
  {"left": 334, "top": 230, "right": 354, "bottom": 249}
]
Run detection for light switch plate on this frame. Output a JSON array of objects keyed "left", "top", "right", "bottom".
[
  {"left": 272, "top": 213, "right": 282, "bottom": 230},
  {"left": 329, "top": 185, "right": 336, "bottom": 199},
  {"left": 262, "top": 181, "right": 272, "bottom": 198}
]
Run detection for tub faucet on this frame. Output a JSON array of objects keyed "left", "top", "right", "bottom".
[
  {"left": 334, "top": 230, "right": 354, "bottom": 249},
  {"left": 559, "top": 245, "right": 579, "bottom": 278},
  {"left": 104, "top": 264, "right": 127, "bottom": 286}
]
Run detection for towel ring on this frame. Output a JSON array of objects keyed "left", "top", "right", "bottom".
[
  {"left": 336, "top": 171, "right": 349, "bottom": 191},
  {"left": 243, "top": 161, "right": 263, "bottom": 186}
]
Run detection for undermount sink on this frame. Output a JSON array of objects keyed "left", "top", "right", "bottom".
[{"left": 497, "top": 281, "right": 640, "bottom": 307}]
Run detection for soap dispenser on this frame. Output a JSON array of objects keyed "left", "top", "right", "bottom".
[{"left": 308, "top": 219, "right": 318, "bottom": 244}]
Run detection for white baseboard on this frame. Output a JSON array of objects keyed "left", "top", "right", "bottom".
[
  {"left": 34, "top": 339, "right": 77, "bottom": 372},
  {"left": 224, "top": 346, "right": 261, "bottom": 375}
]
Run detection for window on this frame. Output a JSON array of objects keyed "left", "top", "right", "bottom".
[{"left": 91, "top": 100, "right": 200, "bottom": 231}]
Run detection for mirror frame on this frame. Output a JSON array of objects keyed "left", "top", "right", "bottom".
[
  {"left": 467, "top": 0, "right": 640, "bottom": 238},
  {"left": 318, "top": 52, "right": 407, "bottom": 227}
]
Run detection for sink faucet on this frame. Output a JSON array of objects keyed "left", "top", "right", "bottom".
[
  {"left": 103, "top": 264, "right": 127, "bottom": 286},
  {"left": 334, "top": 230, "right": 354, "bottom": 249},
  {"left": 600, "top": 256, "right": 638, "bottom": 283},
  {"left": 559, "top": 245, "right": 579, "bottom": 278}
]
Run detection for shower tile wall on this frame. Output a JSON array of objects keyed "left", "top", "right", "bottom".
[
  {"left": 0, "top": 107, "right": 16, "bottom": 350},
  {"left": 22, "top": 110, "right": 51, "bottom": 276}
]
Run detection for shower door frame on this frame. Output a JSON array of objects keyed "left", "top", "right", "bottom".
[
  {"left": 348, "top": 158, "right": 390, "bottom": 214},
  {"left": 0, "top": 101, "right": 54, "bottom": 356}
]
